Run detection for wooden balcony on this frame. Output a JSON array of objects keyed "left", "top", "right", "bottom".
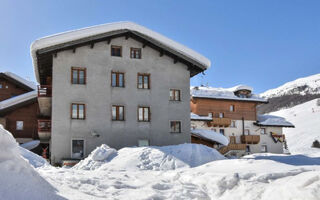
[
  {"left": 241, "top": 135, "right": 260, "bottom": 144},
  {"left": 207, "top": 118, "right": 231, "bottom": 127},
  {"left": 38, "top": 85, "right": 52, "bottom": 97},
  {"left": 38, "top": 119, "right": 51, "bottom": 141},
  {"left": 219, "top": 144, "right": 246, "bottom": 155}
]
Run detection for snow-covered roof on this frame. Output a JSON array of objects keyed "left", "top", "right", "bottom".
[
  {"left": 191, "top": 129, "right": 229, "bottom": 146},
  {"left": 255, "top": 115, "right": 295, "bottom": 127},
  {"left": 191, "top": 86, "right": 268, "bottom": 103},
  {"left": 31, "top": 21, "right": 211, "bottom": 82},
  {"left": 0, "top": 91, "right": 37, "bottom": 111},
  {"left": 0, "top": 72, "right": 37, "bottom": 90},
  {"left": 190, "top": 113, "right": 212, "bottom": 121},
  {"left": 234, "top": 85, "right": 253, "bottom": 92}
]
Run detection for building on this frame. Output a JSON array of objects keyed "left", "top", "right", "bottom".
[
  {"left": 31, "top": 22, "right": 210, "bottom": 164},
  {"left": 0, "top": 72, "right": 48, "bottom": 155},
  {"left": 190, "top": 85, "right": 294, "bottom": 157}
]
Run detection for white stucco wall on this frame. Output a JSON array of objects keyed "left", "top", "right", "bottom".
[{"left": 50, "top": 36, "right": 191, "bottom": 163}]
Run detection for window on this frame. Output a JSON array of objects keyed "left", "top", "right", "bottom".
[
  {"left": 219, "top": 112, "right": 224, "bottom": 118},
  {"left": 219, "top": 129, "right": 225, "bottom": 135},
  {"left": 0, "top": 84, "right": 2, "bottom": 89},
  {"left": 16, "top": 121, "right": 23, "bottom": 130},
  {"left": 138, "top": 107, "right": 150, "bottom": 122},
  {"left": 111, "top": 45, "right": 122, "bottom": 57},
  {"left": 170, "top": 121, "right": 181, "bottom": 133},
  {"left": 138, "top": 140, "right": 149, "bottom": 147},
  {"left": 246, "top": 145, "right": 250, "bottom": 152},
  {"left": 261, "top": 128, "right": 266, "bottom": 135},
  {"left": 130, "top": 48, "right": 141, "bottom": 59},
  {"left": 231, "top": 120, "right": 236, "bottom": 128},
  {"left": 261, "top": 145, "right": 268, "bottom": 152},
  {"left": 112, "top": 105, "right": 124, "bottom": 121},
  {"left": 71, "top": 67, "right": 86, "bottom": 84},
  {"left": 169, "top": 89, "right": 181, "bottom": 101},
  {"left": 137, "top": 74, "right": 150, "bottom": 89},
  {"left": 111, "top": 72, "right": 124, "bottom": 87},
  {"left": 244, "top": 129, "right": 250, "bottom": 135},
  {"left": 5, "top": 85, "right": 8, "bottom": 89},
  {"left": 72, "top": 139, "right": 84, "bottom": 159},
  {"left": 230, "top": 105, "right": 235, "bottom": 112},
  {"left": 208, "top": 113, "right": 213, "bottom": 118},
  {"left": 71, "top": 103, "right": 85, "bottom": 119}
]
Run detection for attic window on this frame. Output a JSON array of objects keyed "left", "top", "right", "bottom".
[
  {"left": 130, "top": 48, "right": 141, "bottom": 59},
  {"left": 111, "top": 46, "right": 122, "bottom": 57}
]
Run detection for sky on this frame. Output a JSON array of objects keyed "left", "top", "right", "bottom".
[{"left": 0, "top": 0, "right": 319, "bottom": 93}]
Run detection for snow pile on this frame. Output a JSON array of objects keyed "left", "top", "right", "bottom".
[
  {"left": 19, "top": 146, "right": 48, "bottom": 168},
  {"left": 191, "top": 86, "right": 267, "bottom": 102},
  {"left": 75, "top": 144, "right": 225, "bottom": 171},
  {"left": 270, "top": 99, "right": 320, "bottom": 156},
  {"left": 261, "top": 73, "right": 320, "bottom": 98},
  {"left": 190, "top": 112, "right": 212, "bottom": 121},
  {"left": 20, "top": 140, "right": 40, "bottom": 150},
  {"left": 74, "top": 144, "right": 117, "bottom": 170},
  {"left": 256, "top": 114, "right": 294, "bottom": 127},
  {"left": 0, "top": 125, "right": 62, "bottom": 199},
  {"left": 191, "top": 129, "right": 229, "bottom": 145}
]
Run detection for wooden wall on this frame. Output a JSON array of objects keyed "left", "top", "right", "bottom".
[
  {"left": 191, "top": 98, "right": 259, "bottom": 121},
  {"left": 0, "top": 77, "right": 28, "bottom": 101},
  {"left": 4, "top": 102, "right": 39, "bottom": 140}
]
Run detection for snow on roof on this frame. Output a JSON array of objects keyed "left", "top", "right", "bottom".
[
  {"left": 190, "top": 112, "right": 212, "bottom": 121},
  {"left": 233, "top": 85, "right": 253, "bottom": 92},
  {"left": 31, "top": 21, "right": 211, "bottom": 82},
  {"left": 191, "top": 86, "right": 268, "bottom": 103},
  {"left": 256, "top": 115, "right": 295, "bottom": 127},
  {"left": 1, "top": 72, "right": 37, "bottom": 90},
  {"left": 191, "top": 129, "right": 229, "bottom": 146},
  {"left": 0, "top": 91, "right": 37, "bottom": 111}
]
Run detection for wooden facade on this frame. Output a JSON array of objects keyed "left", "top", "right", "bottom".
[
  {"left": 0, "top": 76, "right": 29, "bottom": 101},
  {"left": 190, "top": 98, "right": 259, "bottom": 121}
]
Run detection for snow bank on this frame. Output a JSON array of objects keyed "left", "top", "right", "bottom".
[
  {"left": 20, "top": 140, "right": 40, "bottom": 150},
  {"left": 75, "top": 143, "right": 225, "bottom": 171},
  {"left": 0, "top": 125, "right": 63, "bottom": 199},
  {"left": 19, "top": 146, "right": 48, "bottom": 168},
  {"left": 74, "top": 144, "right": 117, "bottom": 170},
  {"left": 191, "top": 129, "right": 229, "bottom": 146},
  {"left": 256, "top": 114, "right": 294, "bottom": 127},
  {"left": 191, "top": 86, "right": 267, "bottom": 102}
]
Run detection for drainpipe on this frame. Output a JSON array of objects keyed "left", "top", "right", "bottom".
[{"left": 242, "top": 117, "right": 245, "bottom": 135}]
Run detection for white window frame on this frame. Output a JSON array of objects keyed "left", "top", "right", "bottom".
[
  {"left": 230, "top": 105, "right": 235, "bottom": 112},
  {"left": 16, "top": 121, "right": 24, "bottom": 130},
  {"left": 219, "top": 112, "right": 224, "bottom": 118},
  {"left": 71, "top": 139, "right": 85, "bottom": 159}
]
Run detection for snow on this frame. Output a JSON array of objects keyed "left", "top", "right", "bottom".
[
  {"left": 0, "top": 125, "right": 63, "bottom": 200},
  {"left": 31, "top": 21, "right": 211, "bottom": 82},
  {"left": 75, "top": 143, "right": 225, "bottom": 171},
  {"left": 270, "top": 98, "right": 320, "bottom": 156},
  {"left": 73, "top": 144, "right": 117, "bottom": 170},
  {"left": 19, "top": 146, "right": 49, "bottom": 168},
  {"left": 191, "top": 86, "right": 268, "bottom": 103},
  {"left": 233, "top": 85, "right": 253, "bottom": 92},
  {"left": 2, "top": 71, "right": 37, "bottom": 90},
  {"left": 190, "top": 112, "right": 212, "bottom": 120},
  {"left": 0, "top": 90, "right": 37, "bottom": 110},
  {"left": 261, "top": 73, "right": 320, "bottom": 98},
  {"left": 256, "top": 114, "right": 294, "bottom": 127},
  {"left": 191, "top": 129, "right": 229, "bottom": 146},
  {"left": 20, "top": 140, "right": 40, "bottom": 150}
]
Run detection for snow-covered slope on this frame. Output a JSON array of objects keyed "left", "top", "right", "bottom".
[
  {"left": 270, "top": 99, "right": 320, "bottom": 156},
  {"left": 261, "top": 73, "right": 320, "bottom": 98}
]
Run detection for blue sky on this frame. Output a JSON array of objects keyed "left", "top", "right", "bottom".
[{"left": 0, "top": 0, "right": 319, "bottom": 93}]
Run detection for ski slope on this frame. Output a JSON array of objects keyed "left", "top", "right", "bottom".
[{"left": 270, "top": 99, "right": 320, "bottom": 156}]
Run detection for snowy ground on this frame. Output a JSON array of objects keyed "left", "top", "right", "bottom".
[
  {"left": 270, "top": 98, "right": 320, "bottom": 157},
  {"left": 1, "top": 123, "right": 320, "bottom": 199}
]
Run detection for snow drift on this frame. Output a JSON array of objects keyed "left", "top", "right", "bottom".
[
  {"left": 74, "top": 143, "right": 225, "bottom": 171},
  {"left": 0, "top": 125, "right": 63, "bottom": 200}
]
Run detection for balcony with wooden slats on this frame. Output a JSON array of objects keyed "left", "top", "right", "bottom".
[
  {"left": 219, "top": 143, "right": 247, "bottom": 155},
  {"left": 241, "top": 135, "right": 260, "bottom": 144},
  {"left": 207, "top": 117, "right": 231, "bottom": 127},
  {"left": 37, "top": 85, "right": 52, "bottom": 117}
]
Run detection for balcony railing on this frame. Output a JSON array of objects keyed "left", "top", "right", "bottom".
[
  {"left": 38, "top": 85, "right": 52, "bottom": 97},
  {"left": 219, "top": 143, "right": 247, "bottom": 155},
  {"left": 241, "top": 135, "right": 260, "bottom": 144},
  {"left": 38, "top": 119, "right": 51, "bottom": 132},
  {"left": 207, "top": 118, "right": 231, "bottom": 127}
]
